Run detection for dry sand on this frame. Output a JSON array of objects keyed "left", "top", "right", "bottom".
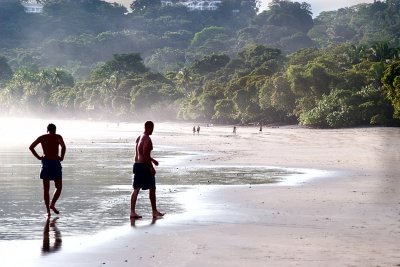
[{"left": 30, "top": 124, "right": 399, "bottom": 267}]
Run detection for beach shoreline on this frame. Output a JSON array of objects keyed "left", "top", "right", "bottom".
[{"left": 3, "top": 122, "right": 399, "bottom": 266}]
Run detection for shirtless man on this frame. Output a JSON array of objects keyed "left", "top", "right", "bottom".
[
  {"left": 29, "top": 123, "right": 66, "bottom": 217},
  {"left": 130, "top": 121, "right": 164, "bottom": 219}
]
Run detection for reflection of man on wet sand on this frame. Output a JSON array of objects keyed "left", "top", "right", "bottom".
[
  {"left": 130, "top": 121, "right": 164, "bottom": 219},
  {"left": 42, "top": 217, "right": 62, "bottom": 254},
  {"left": 29, "top": 123, "right": 66, "bottom": 217},
  {"left": 130, "top": 217, "right": 158, "bottom": 227}
]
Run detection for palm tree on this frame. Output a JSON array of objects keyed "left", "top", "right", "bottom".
[
  {"left": 346, "top": 44, "right": 368, "bottom": 64},
  {"left": 38, "top": 70, "right": 53, "bottom": 88},
  {"left": 370, "top": 42, "right": 396, "bottom": 62},
  {"left": 176, "top": 68, "right": 192, "bottom": 94}
]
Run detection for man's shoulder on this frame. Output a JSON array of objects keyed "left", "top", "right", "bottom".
[
  {"left": 56, "top": 134, "right": 65, "bottom": 143},
  {"left": 38, "top": 134, "right": 49, "bottom": 140},
  {"left": 40, "top": 133, "right": 63, "bottom": 140}
]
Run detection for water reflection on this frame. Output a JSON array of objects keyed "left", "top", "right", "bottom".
[
  {"left": 42, "top": 217, "right": 62, "bottom": 255},
  {"left": 130, "top": 216, "right": 161, "bottom": 228}
]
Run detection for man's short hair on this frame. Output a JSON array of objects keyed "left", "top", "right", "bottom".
[
  {"left": 144, "top": 121, "right": 154, "bottom": 129},
  {"left": 47, "top": 123, "right": 56, "bottom": 133}
]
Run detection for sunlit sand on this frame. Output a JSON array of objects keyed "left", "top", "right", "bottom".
[
  {"left": 0, "top": 117, "right": 399, "bottom": 266},
  {"left": 0, "top": 117, "right": 324, "bottom": 241}
]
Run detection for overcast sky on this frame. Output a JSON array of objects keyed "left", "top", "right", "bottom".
[
  {"left": 105, "top": 0, "right": 375, "bottom": 17},
  {"left": 259, "top": 0, "right": 375, "bottom": 16}
]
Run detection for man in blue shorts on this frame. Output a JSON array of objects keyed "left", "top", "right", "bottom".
[
  {"left": 130, "top": 121, "right": 164, "bottom": 219},
  {"left": 29, "top": 123, "right": 66, "bottom": 217}
]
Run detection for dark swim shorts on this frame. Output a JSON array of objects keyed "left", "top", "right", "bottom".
[
  {"left": 40, "top": 159, "right": 62, "bottom": 180},
  {"left": 132, "top": 163, "right": 155, "bottom": 190}
]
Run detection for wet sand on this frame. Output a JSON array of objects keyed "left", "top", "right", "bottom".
[{"left": 5, "top": 123, "right": 400, "bottom": 266}]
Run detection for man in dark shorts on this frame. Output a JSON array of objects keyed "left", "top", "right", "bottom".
[
  {"left": 29, "top": 123, "right": 66, "bottom": 217},
  {"left": 130, "top": 121, "right": 164, "bottom": 219}
]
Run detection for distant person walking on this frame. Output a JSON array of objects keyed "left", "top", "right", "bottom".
[
  {"left": 233, "top": 126, "right": 237, "bottom": 135},
  {"left": 259, "top": 123, "right": 263, "bottom": 133},
  {"left": 130, "top": 121, "right": 164, "bottom": 219},
  {"left": 193, "top": 126, "right": 196, "bottom": 135},
  {"left": 197, "top": 125, "right": 200, "bottom": 135},
  {"left": 29, "top": 123, "right": 66, "bottom": 217}
]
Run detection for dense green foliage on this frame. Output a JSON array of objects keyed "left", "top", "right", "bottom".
[
  {"left": 382, "top": 61, "right": 400, "bottom": 118},
  {"left": 0, "top": 0, "right": 399, "bottom": 127}
]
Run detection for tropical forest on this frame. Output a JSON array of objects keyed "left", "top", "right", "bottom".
[{"left": 1, "top": 0, "right": 400, "bottom": 127}]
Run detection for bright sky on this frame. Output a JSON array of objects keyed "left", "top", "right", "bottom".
[
  {"left": 105, "top": 0, "right": 375, "bottom": 17},
  {"left": 259, "top": 0, "right": 375, "bottom": 16}
]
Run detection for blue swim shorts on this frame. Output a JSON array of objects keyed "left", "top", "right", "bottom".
[
  {"left": 40, "top": 159, "right": 62, "bottom": 180},
  {"left": 132, "top": 163, "right": 155, "bottom": 190}
]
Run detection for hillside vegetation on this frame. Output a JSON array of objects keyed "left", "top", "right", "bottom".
[{"left": 0, "top": 0, "right": 399, "bottom": 127}]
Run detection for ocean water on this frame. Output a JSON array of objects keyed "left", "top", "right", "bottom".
[{"left": 0, "top": 119, "right": 312, "bottom": 242}]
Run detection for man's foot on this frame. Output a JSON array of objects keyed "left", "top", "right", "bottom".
[
  {"left": 152, "top": 211, "right": 165, "bottom": 218},
  {"left": 130, "top": 213, "right": 142, "bottom": 219},
  {"left": 50, "top": 206, "right": 59, "bottom": 214}
]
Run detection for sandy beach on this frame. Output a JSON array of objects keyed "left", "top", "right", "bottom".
[{"left": 14, "top": 123, "right": 400, "bottom": 266}]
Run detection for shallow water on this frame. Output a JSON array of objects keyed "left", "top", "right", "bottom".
[{"left": 0, "top": 120, "right": 305, "bottom": 241}]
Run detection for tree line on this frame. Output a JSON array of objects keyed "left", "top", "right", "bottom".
[{"left": 0, "top": 0, "right": 399, "bottom": 127}]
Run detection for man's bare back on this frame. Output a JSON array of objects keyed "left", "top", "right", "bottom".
[
  {"left": 30, "top": 133, "right": 65, "bottom": 161},
  {"left": 135, "top": 134, "right": 153, "bottom": 164}
]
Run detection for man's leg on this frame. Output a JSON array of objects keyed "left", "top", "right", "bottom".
[
  {"left": 50, "top": 179, "right": 62, "bottom": 214},
  {"left": 130, "top": 188, "right": 142, "bottom": 219},
  {"left": 43, "top": 180, "right": 51, "bottom": 217},
  {"left": 149, "top": 188, "right": 164, "bottom": 218}
]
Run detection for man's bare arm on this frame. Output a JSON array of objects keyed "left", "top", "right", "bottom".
[
  {"left": 143, "top": 138, "right": 157, "bottom": 175},
  {"left": 147, "top": 138, "right": 158, "bottom": 166},
  {"left": 143, "top": 138, "right": 153, "bottom": 164},
  {"left": 151, "top": 158, "right": 159, "bottom": 166},
  {"left": 134, "top": 136, "right": 140, "bottom": 162},
  {"left": 29, "top": 138, "right": 43, "bottom": 160},
  {"left": 58, "top": 135, "right": 66, "bottom": 161}
]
